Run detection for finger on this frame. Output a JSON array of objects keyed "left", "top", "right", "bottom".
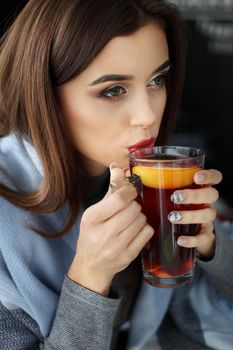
[
  {"left": 194, "top": 169, "right": 223, "bottom": 185},
  {"left": 168, "top": 207, "right": 216, "bottom": 224},
  {"left": 106, "top": 200, "right": 142, "bottom": 235},
  {"left": 177, "top": 223, "right": 215, "bottom": 257},
  {"left": 87, "top": 184, "right": 138, "bottom": 222},
  {"left": 177, "top": 230, "right": 214, "bottom": 249},
  {"left": 123, "top": 167, "right": 131, "bottom": 177},
  {"left": 171, "top": 187, "right": 219, "bottom": 205},
  {"left": 177, "top": 222, "right": 214, "bottom": 247},
  {"left": 118, "top": 212, "right": 147, "bottom": 246},
  {"left": 126, "top": 224, "right": 154, "bottom": 261},
  {"left": 199, "top": 222, "right": 214, "bottom": 235},
  {"left": 104, "top": 163, "right": 128, "bottom": 198},
  {"left": 109, "top": 162, "right": 130, "bottom": 193}
]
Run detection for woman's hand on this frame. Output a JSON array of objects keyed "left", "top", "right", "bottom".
[
  {"left": 68, "top": 164, "right": 154, "bottom": 296},
  {"left": 169, "top": 169, "right": 223, "bottom": 259}
]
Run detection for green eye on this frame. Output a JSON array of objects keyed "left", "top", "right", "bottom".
[
  {"left": 150, "top": 73, "right": 169, "bottom": 88},
  {"left": 100, "top": 86, "right": 126, "bottom": 99}
]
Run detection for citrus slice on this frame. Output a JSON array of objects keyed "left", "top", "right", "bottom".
[
  {"left": 132, "top": 166, "right": 202, "bottom": 189},
  {"left": 148, "top": 267, "right": 174, "bottom": 278}
]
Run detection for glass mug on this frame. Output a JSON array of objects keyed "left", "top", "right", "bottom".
[{"left": 128, "top": 146, "right": 205, "bottom": 287}]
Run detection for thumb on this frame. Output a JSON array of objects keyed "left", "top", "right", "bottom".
[{"left": 105, "top": 162, "right": 129, "bottom": 197}]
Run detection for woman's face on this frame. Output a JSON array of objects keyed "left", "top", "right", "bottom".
[{"left": 58, "top": 21, "right": 170, "bottom": 175}]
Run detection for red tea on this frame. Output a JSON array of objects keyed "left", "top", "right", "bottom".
[{"left": 132, "top": 163, "right": 203, "bottom": 287}]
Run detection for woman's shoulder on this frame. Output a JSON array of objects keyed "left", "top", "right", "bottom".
[
  {"left": 0, "top": 134, "right": 44, "bottom": 243},
  {"left": 0, "top": 133, "right": 43, "bottom": 191}
]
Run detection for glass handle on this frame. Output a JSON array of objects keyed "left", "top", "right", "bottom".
[
  {"left": 110, "top": 174, "right": 143, "bottom": 201},
  {"left": 127, "top": 174, "right": 144, "bottom": 202}
]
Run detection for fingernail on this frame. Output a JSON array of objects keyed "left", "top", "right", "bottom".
[
  {"left": 195, "top": 172, "right": 205, "bottom": 184},
  {"left": 123, "top": 167, "right": 131, "bottom": 177},
  {"left": 110, "top": 162, "right": 118, "bottom": 171},
  {"left": 171, "top": 192, "right": 185, "bottom": 203},
  {"left": 168, "top": 212, "right": 182, "bottom": 222},
  {"left": 177, "top": 237, "right": 188, "bottom": 246}
]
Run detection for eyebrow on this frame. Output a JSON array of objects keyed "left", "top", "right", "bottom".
[{"left": 88, "top": 59, "right": 171, "bottom": 86}]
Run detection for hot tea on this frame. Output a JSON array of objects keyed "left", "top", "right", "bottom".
[{"left": 129, "top": 147, "right": 205, "bottom": 287}]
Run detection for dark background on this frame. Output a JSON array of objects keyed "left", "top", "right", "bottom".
[
  {"left": 1, "top": 1, "right": 233, "bottom": 208},
  {"left": 168, "top": 1, "right": 233, "bottom": 210},
  {"left": 0, "top": 0, "right": 27, "bottom": 37}
]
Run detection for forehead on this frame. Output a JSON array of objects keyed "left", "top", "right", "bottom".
[{"left": 78, "top": 21, "right": 169, "bottom": 82}]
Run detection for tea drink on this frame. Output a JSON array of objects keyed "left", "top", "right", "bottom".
[{"left": 129, "top": 147, "right": 205, "bottom": 287}]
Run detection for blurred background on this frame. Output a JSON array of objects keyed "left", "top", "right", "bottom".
[
  {"left": 1, "top": 0, "right": 233, "bottom": 214},
  {"left": 168, "top": 0, "right": 233, "bottom": 217},
  {"left": 0, "top": 1, "right": 27, "bottom": 37}
]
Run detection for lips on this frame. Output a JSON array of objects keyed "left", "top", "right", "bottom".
[{"left": 127, "top": 137, "right": 156, "bottom": 152}]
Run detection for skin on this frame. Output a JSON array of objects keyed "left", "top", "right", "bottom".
[
  {"left": 58, "top": 21, "right": 222, "bottom": 296},
  {"left": 58, "top": 21, "right": 168, "bottom": 175}
]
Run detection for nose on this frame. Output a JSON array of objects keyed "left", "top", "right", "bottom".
[{"left": 129, "top": 91, "right": 157, "bottom": 129}]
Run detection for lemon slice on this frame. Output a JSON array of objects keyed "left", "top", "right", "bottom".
[{"left": 132, "top": 166, "right": 201, "bottom": 189}]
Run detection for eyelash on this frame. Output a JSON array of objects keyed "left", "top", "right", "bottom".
[
  {"left": 98, "top": 72, "right": 170, "bottom": 100},
  {"left": 150, "top": 72, "right": 170, "bottom": 88}
]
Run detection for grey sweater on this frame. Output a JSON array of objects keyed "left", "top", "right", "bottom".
[{"left": 1, "top": 224, "right": 233, "bottom": 350}]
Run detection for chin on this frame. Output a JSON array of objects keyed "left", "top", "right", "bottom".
[{"left": 108, "top": 153, "right": 130, "bottom": 170}]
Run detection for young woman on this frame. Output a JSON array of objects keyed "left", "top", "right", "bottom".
[{"left": 0, "top": 1, "right": 230, "bottom": 350}]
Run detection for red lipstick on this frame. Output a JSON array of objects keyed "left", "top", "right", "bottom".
[{"left": 127, "top": 137, "right": 156, "bottom": 152}]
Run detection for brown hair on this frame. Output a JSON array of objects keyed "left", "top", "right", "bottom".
[{"left": 0, "top": 0, "right": 187, "bottom": 237}]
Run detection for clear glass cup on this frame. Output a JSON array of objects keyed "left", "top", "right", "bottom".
[{"left": 129, "top": 146, "right": 205, "bottom": 287}]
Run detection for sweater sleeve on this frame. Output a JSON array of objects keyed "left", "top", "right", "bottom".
[
  {"left": 0, "top": 275, "right": 121, "bottom": 350},
  {"left": 197, "top": 220, "right": 233, "bottom": 301}
]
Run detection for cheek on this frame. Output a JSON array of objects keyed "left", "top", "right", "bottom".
[
  {"left": 66, "top": 105, "right": 115, "bottom": 150},
  {"left": 160, "top": 89, "right": 168, "bottom": 119},
  {"left": 151, "top": 89, "right": 167, "bottom": 120},
  {"left": 65, "top": 102, "right": 96, "bottom": 133}
]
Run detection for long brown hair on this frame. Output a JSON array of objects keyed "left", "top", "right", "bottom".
[{"left": 0, "top": 0, "right": 187, "bottom": 237}]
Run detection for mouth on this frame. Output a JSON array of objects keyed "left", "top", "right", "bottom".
[{"left": 127, "top": 137, "right": 156, "bottom": 153}]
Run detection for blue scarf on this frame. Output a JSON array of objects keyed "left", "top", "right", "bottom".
[
  {"left": 0, "top": 134, "right": 82, "bottom": 336},
  {"left": 0, "top": 133, "right": 174, "bottom": 345}
]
